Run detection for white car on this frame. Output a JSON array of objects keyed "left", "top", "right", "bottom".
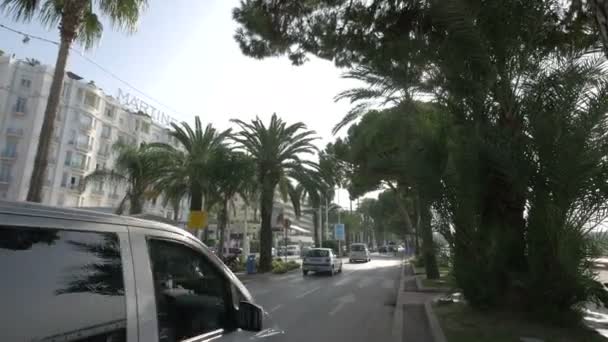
[
  {"left": 302, "top": 248, "right": 343, "bottom": 276},
  {"left": 349, "top": 243, "right": 371, "bottom": 263}
]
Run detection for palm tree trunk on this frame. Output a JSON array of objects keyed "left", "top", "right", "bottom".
[
  {"left": 420, "top": 196, "right": 440, "bottom": 279},
  {"left": 312, "top": 210, "right": 320, "bottom": 247},
  {"left": 218, "top": 197, "right": 228, "bottom": 259},
  {"left": 26, "top": 37, "right": 71, "bottom": 202},
  {"left": 129, "top": 195, "right": 143, "bottom": 215},
  {"left": 259, "top": 181, "right": 275, "bottom": 272},
  {"left": 172, "top": 197, "right": 180, "bottom": 221},
  {"left": 190, "top": 184, "right": 203, "bottom": 211}
]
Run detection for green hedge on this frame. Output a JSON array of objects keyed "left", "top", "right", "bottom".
[{"left": 271, "top": 259, "right": 300, "bottom": 274}]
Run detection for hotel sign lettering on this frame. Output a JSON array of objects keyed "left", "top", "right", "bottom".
[{"left": 117, "top": 88, "right": 179, "bottom": 127}]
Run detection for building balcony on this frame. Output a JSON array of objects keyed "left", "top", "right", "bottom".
[
  {"left": 91, "top": 189, "right": 105, "bottom": 196},
  {"left": 0, "top": 176, "right": 11, "bottom": 184},
  {"left": 74, "top": 141, "right": 93, "bottom": 152},
  {"left": 67, "top": 161, "right": 88, "bottom": 173},
  {"left": 63, "top": 183, "right": 84, "bottom": 193},
  {"left": 6, "top": 127, "right": 24, "bottom": 137},
  {"left": 0, "top": 151, "right": 17, "bottom": 160},
  {"left": 109, "top": 193, "right": 120, "bottom": 199},
  {"left": 79, "top": 122, "right": 95, "bottom": 132},
  {"left": 12, "top": 106, "right": 26, "bottom": 116}
]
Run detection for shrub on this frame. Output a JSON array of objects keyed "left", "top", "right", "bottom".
[{"left": 271, "top": 259, "right": 300, "bottom": 274}]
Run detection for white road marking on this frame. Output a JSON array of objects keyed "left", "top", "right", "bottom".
[
  {"left": 295, "top": 286, "right": 320, "bottom": 299},
  {"left": 334, "top": 276, "right": 355, "bottom": 287},
  {"left": 268, "top": 304, "right": 283, "bottom": 313},
  {"left": 357, "top": 277, "right": 375, "bottom": 289},
  {"left": 329, "top": 293, "right": 356, "bottom": 316},
  {"left": 288, "top": 277, "right": 303, "bottom": 284}
]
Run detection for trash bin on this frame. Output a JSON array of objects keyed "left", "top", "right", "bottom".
[{"left": 246, "top": 254, "right": 256, "bottom": 274}]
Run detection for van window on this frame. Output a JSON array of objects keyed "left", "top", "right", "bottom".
[
  {"left": 351, "top": 244, "right": 366, "bottom": 252},
  {"left": 307, "top": 249, "right": 329, "bottom": 257},
  {"left": 147, "top": 239, "right": 233, "bottom": 342},
  {"left": 0, "top": 226, "right": 126, "bottom": 342}
]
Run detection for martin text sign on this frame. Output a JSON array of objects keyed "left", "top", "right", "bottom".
[{"left": 117, "top": 89, "right": 179, "bottom": 127}]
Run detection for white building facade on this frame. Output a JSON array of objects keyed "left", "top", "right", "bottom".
[{"left": 0, "top": 54, "right": 188, "bottom": 220}]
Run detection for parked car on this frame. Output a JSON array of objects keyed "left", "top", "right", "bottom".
[
  {"left": 286, "top": 245, "right": 300, "bottom": 256},
  {"left": 302, "top": 248, "right": 343, "bottom": 276},
  {"left": 0, "top": 201, "right": 283, "bottom": 341},
  {"left": 349, "top": 243, "right": 371, "bottom": 263}
]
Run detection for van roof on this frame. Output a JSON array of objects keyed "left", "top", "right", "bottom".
[{"left": 0, "top": 200, "right": 191, "bottom": 238}]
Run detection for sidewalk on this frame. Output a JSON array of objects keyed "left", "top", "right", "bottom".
[{"left": 392, "top": 259, "right": 444, "bottom": 342}]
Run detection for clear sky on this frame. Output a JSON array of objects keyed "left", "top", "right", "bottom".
[{"left": 0, "top": 0, "right": 366, "bottom": 205}]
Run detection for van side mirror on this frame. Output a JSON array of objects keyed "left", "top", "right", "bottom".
[{"left": 238, "top": 301, "right": 263, "bottom": 331}]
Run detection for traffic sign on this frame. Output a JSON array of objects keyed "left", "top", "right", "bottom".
[{"left": 334, "top": 223, "right": 345, "bottom": 241}]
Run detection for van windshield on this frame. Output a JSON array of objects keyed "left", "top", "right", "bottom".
[
  {"left": 351, "top": 245, "right": 365, "bottom": 252},
  {"left": 307, "top": 249, "right": 329, "bottom": 257}
]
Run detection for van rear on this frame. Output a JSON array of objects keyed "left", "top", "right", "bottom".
[{"left": 349, "top": 243, "right": 370, "bottom": 263}]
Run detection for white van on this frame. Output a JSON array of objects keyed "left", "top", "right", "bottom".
[
  {"left": 0, "top": 201, "right": 283, "bottom": 342},
  {"left": 349, "top": 243, "right": 371, "bottom": 263}
]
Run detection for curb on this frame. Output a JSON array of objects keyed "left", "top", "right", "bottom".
[
  {"left": 425, "top": 301, "right": 448, "bottom": 342},
  {"left": 415, "top": 275, "right": 453, "bottom": 293}
]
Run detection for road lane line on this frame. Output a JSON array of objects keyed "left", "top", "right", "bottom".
[
  {"left": 329, "top": 293, "right": 356, "bottom": 316},
  {"left": 357, "top": 277, "right": 375, "bottom": 288},
  {"left": 328, "top": 302, "right": 346, "bottom": 316},
  {"left": 295, "top": 286, "right": 320, "bottom": 299},
  {"left": 268, "top": 304, "right": 283, "bottom": 313}
]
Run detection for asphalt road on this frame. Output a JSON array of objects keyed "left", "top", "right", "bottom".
[{"left": 241, "top": 254, "right": 402, "bottom": 342}]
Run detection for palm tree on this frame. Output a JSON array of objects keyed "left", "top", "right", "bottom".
[
  {"left": 232, "top": 114, "right": 318, "bottom": 272},
  {"left": 153, "top": 116, "right": 231, "bottom": 224},
  {"left": 84, "top": 142, "right": 163, "bottom": 215},
  {"left": 149, "top": 149, "right": 189, "bottom": 221},
  {"left": 0, "top": 0, "right": 148, "bottom": 202},
  {"left": 207, "top": 149, "right": 255, "bottom": 258}
]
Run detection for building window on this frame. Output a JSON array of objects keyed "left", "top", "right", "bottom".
[
  {"left": 0, "top": 227, "right": 127, "bottom": 342},
  {"left": 14, "top": 97, "right": 27, "bottom": 113},
  {"left": 105, "top": 106, "right": 115, "bottom": 118},
  {"left": 79, "top": 113, "right": 94, "bottom": 130},
  {"left": 101, "top": 124, "right": 112, "bottom": 138},
  {"left": 64, "top": 151, "right": 72, "bottom": 166},
  {"left": 76, "top": 133, "right": 93, "bottom": 150},
  {"left": 98, "top": 142, "right": 110, "bottom": 156},
  {"left": 141, "top": 122, "right": 150, "bottom": 134},
  {"left": 84, "top": 91, "right": 100, "bottom": 109},
  {"left": 20, "top": 78, "right": 31, "bottom": 89},
  {"left": 135, "top": 120, "right": 140, "bottom": 131},
  {"left": 0, "top": 163, "right": 11, "bottom": 183},
  {"left": 71, "top": 153, "right": 86, "bottom": 169},
  {"left": 2, "top": 139, "right": 17, "bottom": 158},
  {"left": 147, "top": 239, "right": 230, "bottom": 340},
  {"left": 60, "top": 172, "right": 68, "bottom": 187}
]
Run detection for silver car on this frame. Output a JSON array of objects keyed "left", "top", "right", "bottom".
[
  {"left": 302, "top": 248, "right": 343, "bottom": 276},
  {"left": 0, "top": 201, "right": 283, "bottom": 342}
]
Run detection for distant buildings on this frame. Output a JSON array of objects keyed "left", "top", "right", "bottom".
[
  {"left": 0, "top": 54, "right": 187, "bottom": 219},
  {"left": 0, "top": 53, "right": 313, "bottom": 247}
]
